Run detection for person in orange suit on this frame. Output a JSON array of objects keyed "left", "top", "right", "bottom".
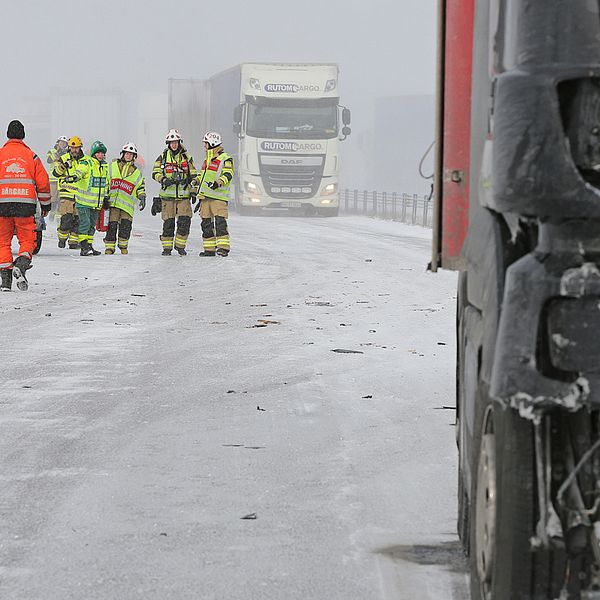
[{"left": 0, "top": 120, "right": 51, "bottom": 292}]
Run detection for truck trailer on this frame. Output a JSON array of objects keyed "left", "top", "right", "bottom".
[
  {"left": 433, "top": 1, "right": 600, "bottom": 598},
  {"left": 169, "top": 63, "right": 351, "bottom": 216}
]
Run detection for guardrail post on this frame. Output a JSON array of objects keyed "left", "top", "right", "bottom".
[
  {"left": 423, "top": 195, "right": 429, "bottom": 227},
  {"left": 373, "top": 191, "right": 377, "bottom": 216},
  {"left": 382, "top": 191, "right": 387, "bottom": 219},
  {"left": 392, "top": 192, "right": 397, "bottom": 220},
  {"left": 412, "top": 194, "right": 418, "bottom": 224},
  {"left": 363, "top": 190, "right": 368, "bottom": 213},
  {"left": 353, "top": 189, "right": 358, "bottom": 213},
  {"left": 401, "top": 193, "right": 407, "bottom": 221}
]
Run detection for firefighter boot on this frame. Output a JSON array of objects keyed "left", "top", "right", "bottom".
[
  {"left": 216, "top": 248, "right": 229, "bottom": 257},
  {"left": 175, "top": 247, "right": 187, "bottom": 256},
  {"left": 0, "top": 269, "right": 12, "bottom": 292},
  {"left": 12, "top": 256, "right": 31, "bottom": 292},
  {"left": 80, "top": 241, "right": 101, "bottom": 256},
  {"left": 199, "top": 251, "right": 216, "bottom": 257}
]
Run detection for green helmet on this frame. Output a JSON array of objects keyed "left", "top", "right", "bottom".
[{"left": 90, "top": 140, "right": 107, "bottom": 156}]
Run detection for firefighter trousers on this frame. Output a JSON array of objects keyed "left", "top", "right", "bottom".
[
  {"left": 0, "top": 216, "right": 36, "bottom": 270},
  {"left": 57, "top": 197, "right": 80, "bottom": 245},
  {"left": 200, "top": 199, "right": 230, "bottom": 253},
  {"left": 160, "top": 199, "right": 192, "bottom": 250},
  {"left": 105, "top": 208, "right": 133, "bottom": 252}
]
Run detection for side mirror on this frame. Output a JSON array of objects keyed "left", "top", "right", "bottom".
[
  {"left": 233, "top": 104, "right": 243, "bottom": 136},
  {"left": 342, "top": 108, "right": 351, "bottom": 126}
]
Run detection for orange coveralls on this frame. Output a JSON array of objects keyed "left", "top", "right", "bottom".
[{"left": 0, "top": 140, "right": 50, "bottom": 269}]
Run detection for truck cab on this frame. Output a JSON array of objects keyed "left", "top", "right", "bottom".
[{"left": 231, "top": 63, "right": 350, "bottom": 216}]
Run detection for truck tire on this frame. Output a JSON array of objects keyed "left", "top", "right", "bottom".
[
  {"left": 33, "top": 230, "right": 43, "bottom": 255},
  {"left": 470, "top": 399, "right": 566, "bottom": 600},
  {"left": 319, "top": 206, "right": 339, "bottom": 217},
  {"left": 237, "top": 205, "right": 254, "bottom": 216}
]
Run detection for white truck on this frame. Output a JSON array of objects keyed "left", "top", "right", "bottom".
[{"left": 168, "top": 63, "right": 351, "bottom": 216}]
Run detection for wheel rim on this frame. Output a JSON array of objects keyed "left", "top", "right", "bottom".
[{"left": 475, "top": 429, "right": 497, "bottom": 598}]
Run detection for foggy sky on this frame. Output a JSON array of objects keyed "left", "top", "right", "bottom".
[{"left": 1, "top": 0, "right": 437, "bottom": 192}]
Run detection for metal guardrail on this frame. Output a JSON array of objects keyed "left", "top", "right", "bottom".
[{"left": 340, "top": 189, "right": 433, "bottom": 228}]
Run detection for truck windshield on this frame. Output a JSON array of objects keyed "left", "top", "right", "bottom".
[{"left": 246, "top": 99, "right": 338, "bottom": 139}]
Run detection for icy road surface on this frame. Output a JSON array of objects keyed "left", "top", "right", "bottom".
[{"left": 0, "top": 214, "right": 467, "bottom": 599}]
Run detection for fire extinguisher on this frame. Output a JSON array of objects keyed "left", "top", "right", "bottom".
[{"left": 96, "top": 206, "right": 110, "bottom": 232}]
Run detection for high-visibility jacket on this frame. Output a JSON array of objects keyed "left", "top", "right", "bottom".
[
  {"left": 108, "top": 159, "right": 145, "bottom": 217},
  {"left": 46, "top": 145, "right": 67, "bottom": 184},
  {"left": 0, "top": 139, "right": 51, "bottom": 218},
  {"left": 74, "top": 156, "right": 110, "bottom": 209},
  {"left": 53, "top": 151, "right": 85, "bottom": 199},
  {"left": 152, "top": 146, "right": 197, "bottom": 200},
  {"left": 195, "top": 147, "right": 234, "bottom": 202}
]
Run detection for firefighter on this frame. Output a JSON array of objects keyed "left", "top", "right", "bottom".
[
  {"left": 151, "top": 129, "right": 197, "bottom": 256},
  {"left": 46, "top": 135, "right": 68, "bottom": 218},
  {"left": 105, "top": 142, "right": 146, "bottom": 255},
  {"left": 54, "top": 135, "right": 85, "bottom": 249},
  {"left": 66, "top": 140, "right": 109, "bottom": 256},
  {"left": 0, "top": 120, "right": 51, "bottom": 292},
  {"left": 194, "top": 131, "right": 234, "bottom": 257}
]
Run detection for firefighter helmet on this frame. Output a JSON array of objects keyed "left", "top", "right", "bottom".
[
  {"left": 203, "top": 131, "right": 222, "bottom": 148},
  {"left": 68, "top": 136, "right": 83, "bottom": 148},
  {"left": 165, "top": 129, "right": 182, "bottom": 143},
  {"left": 90, "top": 140, "right": 107, "bottom": 156},
  {"left": 57, "top": 135, "right": 68, "bottom": 143},
  {"left": 121, "top": 142, "right": 138, "bottom": 156}
]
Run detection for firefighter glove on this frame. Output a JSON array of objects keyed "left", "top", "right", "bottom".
[
  {"left": 161, "top": 177, "right": 173, "bottom": 190},
  {"left": 64, "top": 159, "right": 72, "bottom": 169},
  {"left": 138, "top": 194, "right": 146, "bottom": 211},
  {"left": 41, "top": 207, "right": 50, "bottom": 217},
  {"left": 151, "top": 197, "right": 162, "bottom": 216},
  {"left": 64, "top": 175, "right": 77, "bottom": 183},
  {"left": 207, "top": 180, "right": 220, "bottom": 190}
]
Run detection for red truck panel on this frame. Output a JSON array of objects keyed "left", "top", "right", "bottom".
[{"left": 432, "top": 0, "right": 475, "bottom": 271}]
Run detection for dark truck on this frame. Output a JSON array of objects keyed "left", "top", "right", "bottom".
[{"left": 433, "top": 1, "right": 600, "bottom": 598}]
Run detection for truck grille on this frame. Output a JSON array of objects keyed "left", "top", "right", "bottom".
[{"left": 259, "top": 154, "right": 325, "bottom": 199}]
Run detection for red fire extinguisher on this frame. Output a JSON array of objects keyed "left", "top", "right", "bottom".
[{"left": 96, "top": 207, "right": 110, "bottom": 232}]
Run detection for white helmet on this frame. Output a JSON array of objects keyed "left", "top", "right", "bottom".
[
  {"left": 121, "top": 142, "right": 138, "bottom": 155},
  {"left": 165, "top": 128, "right": 182, "bottom": 143},
  {"left": 203, "top": 131, "right": 222, "bottom": 148},
  {"left": 57, "top": 135, "right": 68, "bottom": 143}
]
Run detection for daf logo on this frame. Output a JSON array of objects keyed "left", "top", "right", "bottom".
[{"left": 282, "top": 159, "right": 302, "bottom": 164}]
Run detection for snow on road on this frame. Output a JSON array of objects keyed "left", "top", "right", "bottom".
[{"left": 0, "top": 213, "right": 468, "bottom": 599}]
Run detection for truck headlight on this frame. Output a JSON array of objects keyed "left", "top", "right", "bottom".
[
  {"left": 324, "top": 79, "right": 337, "bottom": 92},
  {"left": 250, "top": 197, "right": 261, "bottom": 204},
  {"left": 245, "top": 181, "right": 261, "bottom": 193},
  {"left": 249, "top": 78, "right": 261, "bottom": 91},
  {"left": 321, "top": 183, "right": 337, "bottom": 196}
]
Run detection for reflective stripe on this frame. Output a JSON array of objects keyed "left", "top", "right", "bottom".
[
  {"left": 0, "top": 262, "right": 12, "bottom": 269},
  {"left": 0, "top": 197, "right": 36, "bottom": 204},
  {"left": 38, "top": 192, "right": 51, "bottom": 198},
  {"left": 0, "top": 178, "right": 35, "bottom": 185}
]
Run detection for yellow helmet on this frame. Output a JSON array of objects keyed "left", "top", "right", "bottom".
[{"left": 68, "top": 136, "right": 83, "bottom": 148}]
